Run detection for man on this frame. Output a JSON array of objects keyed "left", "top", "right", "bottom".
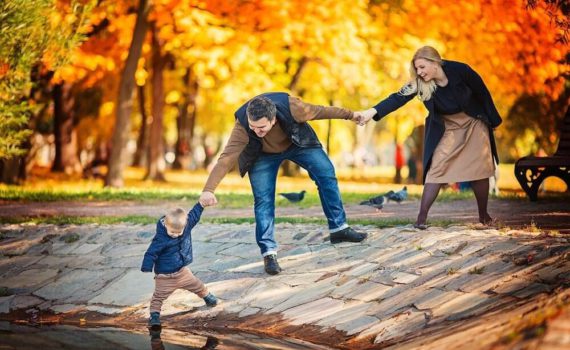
[{"left": 199, "top": 92, "right": 367, "bottom": 275}]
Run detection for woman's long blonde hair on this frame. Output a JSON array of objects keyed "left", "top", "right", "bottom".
[{"left": 399, "top": 46, "right": 443, "bottom": 101}]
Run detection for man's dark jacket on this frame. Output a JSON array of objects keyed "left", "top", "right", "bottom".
[
  {"left": 372, "top": 60, "right": 502, "bottom": 182},
  {"left": 234, "top": 92, "right": 322, "bottom": 176},
  {"left": 141, "top": 203, "right": 203, "bottom": 274}
]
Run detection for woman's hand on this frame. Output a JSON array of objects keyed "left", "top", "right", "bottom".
[{"left": 353, "top": 108, "right": 377, "bottom": 126}]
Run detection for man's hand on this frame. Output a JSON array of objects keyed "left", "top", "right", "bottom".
[
  {"left": 199, "top": 191, "right": 218, "bottom": 207},
  {"left": 353, "top": 108, "right": 377, "bottom": 126}
]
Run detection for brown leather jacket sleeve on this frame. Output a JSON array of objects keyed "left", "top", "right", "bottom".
[
  {"left": 289, "top": 96, "right": 354, "bottom": 122},
  {"left": 202, "top": 120, "right": 248, "bottom": 193}
]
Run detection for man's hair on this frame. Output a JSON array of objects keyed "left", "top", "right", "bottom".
[
  {"left": 246, "top": 96, "right": 277, "bottom": 122},
  {"left": 164, "top": 207, "right": 187, "bottom": 237}
]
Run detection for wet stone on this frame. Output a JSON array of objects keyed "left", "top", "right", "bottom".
[
  {"left": 2, "top": 268, "right": 58, "bottom": 289},
  {"left": 34, "top": 269, "right": 124, "bottom": 302},
  {"left": 512, "top": 283, "right": 553, "bottom": 299},
  {"left": 283, "top": 297, "right": 345, "bottom": 325},
  {"left": 316, "top": 301, "right": 371, "bottom": 328},
  {"left": 88, "top": 270, "right": 153, "bottom": 306},
  {"left": 268, "top": 282, "right": 335, "bottom": 314},
  {"left": 431, "top": 293, "right": 495, "bottom": 320},
  {"left": 101, "top": 243, "right": 147, "bottom": 257},
  {"left": 372, "top": 309, "right": 427, "bottom": 344},
  {"left": 0, "top": 295, "right": 15, "bottom": 313},
  {"left": 338, "top": 315, "right": 380, "bottom": 336},
  {"left": 392, "top": 272, "right": 420, "bottom": 284},
  {"left": 239, "top": 307, "right": 260, "bottom": 317},
  {"left": 414, "top": 288, "right": 464, "bottom": 310},
  {"left": 10, "top": 295, "right": 43, "bottom": 310}
]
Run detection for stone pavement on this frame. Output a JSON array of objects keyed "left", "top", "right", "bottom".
[{"left": 0, "top": 222, "right": 569, "bottom": 349}]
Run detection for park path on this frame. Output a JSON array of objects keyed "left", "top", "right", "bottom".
[
  {"left": 0, "top": 220, "right": 569, "bottom": 349},
  {"left": 1, "top": 196, "right": 570, "bottom": 231}
]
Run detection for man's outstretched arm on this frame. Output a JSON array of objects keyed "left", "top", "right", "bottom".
[
  {"left": 289, "top": 96, "right": 355, "bottom": 122},
  {"left": 200, "top": 121, "right": 248, "bottom": 205}
]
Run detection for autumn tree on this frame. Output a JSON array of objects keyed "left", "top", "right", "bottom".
[
  {"left": 106, "top": 0, "right": 151, "bottom": 187},
  {"left": 0, "top": 0, "right": 93, "bottom": 183},
  {"left": 144, "top": 22, "right": 167, "bottom": 181},
  {"left": 366, "top": 0, "right": 569, "bottom": 164}
]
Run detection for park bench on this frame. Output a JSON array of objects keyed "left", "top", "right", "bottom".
[{"left": 514, "top": 107, "right": 570, "bottom": 201}]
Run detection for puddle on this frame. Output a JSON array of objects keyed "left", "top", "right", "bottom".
[{"left": 0, "top": 321, "right": 336, "bottom": 349}]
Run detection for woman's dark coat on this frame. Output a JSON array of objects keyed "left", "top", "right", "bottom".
[{"left": 372, "top": 60, "right": 502, "bottom": 182}]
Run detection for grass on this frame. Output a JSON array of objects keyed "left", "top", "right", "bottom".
[
  {"left": 0, "top": 186, "right": 489, "bottom": 206},
  {"left": 468, "top": 266, "right": 485, "bottom": 274},
  {"left": 1, "top": 182, "right": 557, "bottom": 208},
  {"left": 4, "top": 164, "right": 563, "bottom": 206},
  {"left": 447, "top": 267, "right": 459, "bottom": 275},
  {"left": 0, "top": 215, "right": 458, "bottom": 228},
  {"left": 0, "top": 215, "right": 157, "bottom": 225}
]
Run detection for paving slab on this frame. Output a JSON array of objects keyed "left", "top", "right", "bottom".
[
  {"left": 282, "top": 297, "right": 346, "bottom": 325},
  {"left": 1, "top": 268, "right": 59, "bottom": 289},
  {"left": 34, "top": 268, "right": 124, "bottom": 303},
  {"left": 88, "top": 269, "right": 153, "bottom": 306}
]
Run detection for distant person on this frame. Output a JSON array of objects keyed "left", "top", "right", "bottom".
[
  {"left": 199, "top": 93, "right": 367, "bottom": 275},
  {"left": 141, "top": 203, "right": 218, "bottom": 327},
  {"left": 355, "top": 46, "right": 502, "bottom": 228},
  {"left": 395, "top": 143, "right": 405, "bottom": 183},
  {"left": 406, "top": 150, "right": 418, "bottom": 184}
]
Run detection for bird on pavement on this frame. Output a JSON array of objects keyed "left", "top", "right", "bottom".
[
  {"left": 360, "top": 195, "right": 385, "bottom": 210},
  {"left": 386, "top": 186, "right": 408, "bottom": 203},
  {"left": 278, "top": 190, "right": 306, "bottom": 203}
]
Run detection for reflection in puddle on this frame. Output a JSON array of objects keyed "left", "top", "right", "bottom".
[{"left": 0, "top": 322, "right": 335, "bottom": 349}]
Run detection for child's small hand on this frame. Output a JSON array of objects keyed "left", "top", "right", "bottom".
[{"left": 199, "top": 191, "right": 218, "bottom": 207}]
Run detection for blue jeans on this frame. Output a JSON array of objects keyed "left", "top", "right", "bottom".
[{"left": 248, "top": 145, "right": 347, "bottom": 256}]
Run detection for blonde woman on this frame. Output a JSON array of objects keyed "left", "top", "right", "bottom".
[{"left": 356, "top": 46, "right": 502, "bottom": 228}]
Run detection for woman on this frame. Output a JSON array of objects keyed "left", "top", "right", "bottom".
[{"left": 357, "top": 46, "right": 501, "bottom": 228}]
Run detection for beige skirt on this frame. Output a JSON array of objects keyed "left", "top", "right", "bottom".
[{"left": 425, "top": 112, "right": 495, "bottom": 184}]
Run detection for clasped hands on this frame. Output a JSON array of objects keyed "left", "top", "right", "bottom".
[
  {"left": 199, "top": 191, "right": 217, "bottom": 207},
  {"left": 352, "top": 108, "right": 377, "bottom": 126}
]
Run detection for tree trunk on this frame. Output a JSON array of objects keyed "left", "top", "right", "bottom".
[
  {"left": 144, "top": 22, "right": 166, "bottom": 181},
  {"left": 0, "top": 158, "right": 22, "bottom": 184},
  {"left": 202, "top": 135, "right": 223, "bottom": 169},
  {"left": 52, "top": 82, "right": 81, "bottom": 174},
  {"left": 105, "top": 0, "right": 150, "bottom": 187},
  {"left": 132, "top": 85, "right": 148, "bottom": 167},
  {"left": 287, "top": 56, "right": 308, "bottom": 95},
  {"left": 173, "top": 68, "right": 199, "bottom": 170}
]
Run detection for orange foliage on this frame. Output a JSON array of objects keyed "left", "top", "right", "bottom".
[{"left": 384, "top": 0, "right": 569, "bottom": 105}]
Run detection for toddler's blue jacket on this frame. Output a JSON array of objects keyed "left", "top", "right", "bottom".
[{"left": 141, "top": 203, "right": 203, "bottom": 274}]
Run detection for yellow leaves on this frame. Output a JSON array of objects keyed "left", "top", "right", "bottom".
[
  {"left": 165, "top": 90, "right": 181, "bottom": 104},
  {"left": 100, "top": 101, "right": 114, "bottom": 117},
  {"left": 50, "top": 11, "right": 63, "bottom": 28},
  {"left": 135, "top": 67, "right": 149, "bottom": 87}
]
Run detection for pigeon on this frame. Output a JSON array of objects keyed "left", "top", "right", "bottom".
[
  {"left": 360, "top": 195, "right": 385, "bottom": 210},
  {"left": 278, "top": 190, "right": 306, "bottom": 203},
  {"left": 386, "top": 186, "right": 408, "bottom": 203}
]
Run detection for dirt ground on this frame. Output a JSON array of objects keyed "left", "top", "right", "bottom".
[{"left": 1, "top": 196, "right": 569, "bottom": 232}]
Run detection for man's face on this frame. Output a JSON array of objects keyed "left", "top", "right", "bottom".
[{"left": 248, "top": 117, "right": 275, "bottom": 138}]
